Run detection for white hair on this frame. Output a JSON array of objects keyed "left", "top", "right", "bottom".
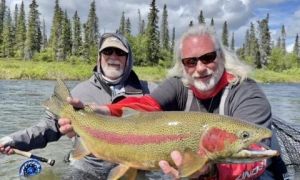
[{"left": 168, "top": 25, "right": 252, "bottom": 86}]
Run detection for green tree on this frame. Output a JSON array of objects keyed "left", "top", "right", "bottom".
[
  {"left": 257, "top": 14, "right": 271, "bottom": 67},
  {"left": 13, "top": 4, "right": 18, "bottom": 30},
  {"left": 41, "top": 18, "right": 47, "bottom": 50},
  {"left": 160, "top": 4, "right": 169, "bottom": 50},
  {"left": 138, "top": 9, "right": 143, "bottom": 34},
  {"left": 24, "top": 0, "right": 41, "bottom": 60},
  {"left": 125, "top": 17, "right": 131, "bottom": 37},
  {"left": 189, "top": 20, "right": 193, "bottom": 27},
  {"left": 170, "top": 27, "right": 175, "bottom": 54},
  {"left": 119, "top": 11, "right": 125, "bottom": 34},
  {"left": 83, "top": 0, "right": 99, "bottom": 61},
  {"left": 2, "top": 8, "right": 14, "bottom": 57},
  {"left": 49, "top": 0, "right": 63, "bottom": 60},
  {"left": 72, "top": 10, "right": 82, "bottom": 56},
  {"left": 293, "top": 33, "right": 299, "bottom": 56},
  {"left": 145, "top": 0, "right": 160, "bottom": 65},
  {"left": 280, "top": 25, "right": 286, "bottom": 53},
  {"left": 230, "top": 32, "right": 235, "bottom": 51},
  {"left": 210, "top": 18, "right": 214, "bottom": 26},
  {"left": 222, "top": 21, "right": 229, "bottom": 47},
  {"left": 198, "top": 10, "right": 205, "bottom": 24},
  {"left": 62, "top": 10, "right": 72, "bottom": 57},
  {"left": 15, "top": 1, "right": 26, "bottom": 58},
  {"left": 0, "top": 0, "right": 6, "bottom": 50}
]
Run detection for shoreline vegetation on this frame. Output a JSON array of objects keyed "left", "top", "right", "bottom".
[{"left": 1, "top": 59, "right": 300, "bottom": 83}]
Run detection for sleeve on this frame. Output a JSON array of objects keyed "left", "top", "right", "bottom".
[
  {"left": 108, "top": 95, "right": 162, "bottom": 116},
  {"left": 7, "top": 111, "right": 62, "bottom": 151},
  {"left": 228, "top": 80, "right": 272, "bottom": 129}
]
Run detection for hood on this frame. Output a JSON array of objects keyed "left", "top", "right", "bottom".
[{"left": 96, "top": 33, "right": 133, "bottom": 86}]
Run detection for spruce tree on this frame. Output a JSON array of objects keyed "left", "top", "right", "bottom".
[
  {"left": 15, "top": 1, "right": 26, "bottom": 58},
  {"left": 281, "top": 25, "right": 286, "bottom": 53},
  {"left": 49, "top": 0, "right": 63, "bottom": 60},
  {"left": 141, "top": 20, "right": 145, "bottom": 34},
  {"left": 41, "top": 18, "right": 47, "bottom": 50},
  {"left": 293, "top": 34, "right": 299, "bottom": 56},
  {"left": 210, "top": 18, "right": 214, "bottom": 26},
  {"left": 138, "top": 9, "right": 144, "bottom": 34},
  {"left": 125, "top": 17, "right": 131, "bottom": 37},
  {"left": 257, "top": 14, "right": 271, "bottom": 66},
  {"left": 0, "top": 0, "right": 6, "bottom": 50},
  {"left": 2, "top": 8, "right": 14, "bottom": 57},
  {"left": 119, "top": 11, "right": 125, "bottom": 34},
  {"left": 170, "top": 27, "right": 175, "bottom": 55},
  {"left": 189, "top": 20, "right": 193, "bottom": 27},
  {"left": 146, "top": 0, "right": 160, "bottom": 65},
  {"left": 222, "top": 21, "right": 229, "bottom": 47},
  {"left": 13, "top": 4, "right": 18, "bottom": 30},
  {"left": 230, "top": 32, "right": 235, "bottom": 51},
  {"left": 72, "top": 10, "right": 82, "bottom": 56},
  {"left": 24, "top": 0, "right": 41, "bottom": 60},
  {"left": 85, "top": 0, "right": 99, "bottom": 46},
  {"left": 160, "top": 4, "right": 169, "bottom": 50},
  {"left": 198, "top": 10, "right": 205, "bottom": 24}
]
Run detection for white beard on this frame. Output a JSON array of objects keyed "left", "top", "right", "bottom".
[
  {"left": 102, "top": 59, "right": 124, "bottom": 80},
  {"left": 191, "top": 63, "right": 224, "bottom": 92}
]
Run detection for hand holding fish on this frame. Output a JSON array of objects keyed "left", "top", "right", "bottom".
[
  {"left": 58, "top": 97, "right": 84, "bottom": 138},
  {"left": 159, "top": 151, "right": 213, "bottom": 179},
  {"left": 0, "top": 136, "right": 15, "bottom": 155},
  {"left": 58, "top": 97, "right": 110, "bottom": 138}
]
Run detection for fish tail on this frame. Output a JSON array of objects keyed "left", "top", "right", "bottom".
[{"left": 42, "top": 79, "right": 71, "bottom": 116}]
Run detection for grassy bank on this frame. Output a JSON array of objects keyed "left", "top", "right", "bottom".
[{"left": 0, "top": 59, "right": 299, "bottom": 83}]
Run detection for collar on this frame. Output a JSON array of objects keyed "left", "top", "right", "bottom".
[{"left": 191, "top": 71, "right": 235, "bottom": 100}]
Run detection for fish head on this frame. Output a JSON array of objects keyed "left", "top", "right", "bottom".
[{"left": 197, "top": 118, "right": 274, "bottom": 161}]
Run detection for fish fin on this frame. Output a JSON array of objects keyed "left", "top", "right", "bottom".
[
  {"left": 107, "top": 164, "right": 137, "bottom": 180},
  {"left": 70, "top": 137, "right": 91, "bottom": 160},
  {"left": 179, "top": 148, "right": 208, "bottom": 178},
  {"left": 42, "top": 79, "right": 71, "bottom": 116},
  {"left": 121, "top": 107, "right": 140, "bottom": 118}
]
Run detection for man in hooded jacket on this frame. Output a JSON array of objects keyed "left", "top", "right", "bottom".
[{"left": 0, "top": 33, "right": 158, "bottom": 179}]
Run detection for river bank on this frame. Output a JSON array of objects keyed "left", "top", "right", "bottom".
[{"left": 1, "top": 59, "right": 300, "bottom": 83}]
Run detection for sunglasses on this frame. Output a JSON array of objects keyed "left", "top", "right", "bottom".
[
  {"left": 181, "top": 51, "right": 217, "bottom": 67},
  {"left": 101, "top": 48, "right": 127, "bottom": 56}
]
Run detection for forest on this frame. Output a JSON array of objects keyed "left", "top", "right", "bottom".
[{"left": 0, "top": 0, "right": 299, "bottom": 81}]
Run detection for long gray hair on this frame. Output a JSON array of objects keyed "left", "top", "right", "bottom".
[{"left": 168, "top": 25, "right": 251, "bottom": 85}]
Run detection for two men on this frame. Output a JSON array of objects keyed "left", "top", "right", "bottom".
[{"left": 0, "top": 33, "right": 157, "bottom": 179}]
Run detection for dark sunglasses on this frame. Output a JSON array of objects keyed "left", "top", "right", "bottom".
[
  {"left": 101, "top": 47, "right": 127, "bottom": 56},
  {"left": 181, "top": 51, "right": 217, "bottom": 67}
]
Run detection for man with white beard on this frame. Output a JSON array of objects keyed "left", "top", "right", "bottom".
[
  {"left": 67, "top": 25, "right": 284, "bottom": 179},
  {"left": 0, "top": 33, "right": 158, "bottom": 179}
]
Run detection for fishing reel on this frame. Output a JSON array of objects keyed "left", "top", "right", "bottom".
[{"left": 19, "top": 159, "right": 42, "bottom": 177}]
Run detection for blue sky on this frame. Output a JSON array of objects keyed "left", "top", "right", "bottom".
[{"left": 6, "top": 0, "right": 300, "bottom": 51}]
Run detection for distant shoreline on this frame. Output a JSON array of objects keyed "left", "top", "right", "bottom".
[{"left": 1, "top": 59, "right": 300, "bottom": 83}]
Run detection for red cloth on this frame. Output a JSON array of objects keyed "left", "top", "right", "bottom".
[
  {"left": 108, "top": 95, "right": 162, "bottom": 116},
  {"left": 216, "top": 144, "right": 267, "bottom": 180},
  {"left": 191, "top": 71, "right": 235, "bottom": 100}
]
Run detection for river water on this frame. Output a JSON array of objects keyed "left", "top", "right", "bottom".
[{"left": 0, "top": 80, "right": 299, "bottom": 179}]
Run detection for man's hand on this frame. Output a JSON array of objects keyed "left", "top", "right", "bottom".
[
  {"left": 159, "top": 151, "right": 212, "bottom": 179},
  {"left": 0, "top": 136, "right": 15, "bottom": 155},
  {"left": 58, "top": 97, "right": 111, "bottom": 138},
  {"left": 58, "top": 97, "right": 84, "bottom": 138}
]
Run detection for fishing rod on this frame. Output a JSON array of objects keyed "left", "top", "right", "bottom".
[{"left": 13, "top": 148, "right": 55, "bottom": 166}]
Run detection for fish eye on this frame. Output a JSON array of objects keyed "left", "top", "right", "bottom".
[{"left": 241, "top": 131, "right": 250, "bottom": 139}]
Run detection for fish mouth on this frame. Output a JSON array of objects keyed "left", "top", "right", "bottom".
[{"left": 217, "top": 143, "right": 279, "bottom": 163}]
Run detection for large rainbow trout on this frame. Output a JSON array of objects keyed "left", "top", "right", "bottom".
[{"left": 43, "top": 79, "right": 278, "bottom": 179}]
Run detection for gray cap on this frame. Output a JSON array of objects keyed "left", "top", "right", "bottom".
[{"left": 99, "top": 36, "right": 128, "bottom": 53}]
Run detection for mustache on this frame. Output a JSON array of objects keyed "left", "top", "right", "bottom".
[{"left": 107, "top": 59, "right": 121, "bottom": 65}]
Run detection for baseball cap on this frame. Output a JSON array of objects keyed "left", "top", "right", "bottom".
[{"left": 99, "top": 36, "right": 128, "bottom": 53}]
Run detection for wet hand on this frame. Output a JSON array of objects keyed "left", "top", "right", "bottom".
[
  {"left": 58, "top": 117, "right": 75, "bottom": 138},
  {"left": 159, "top": 151, "right": 211, "bottom": 179},
  {"left": 0, "top": 144, "right": 14, "bottom": 155}
]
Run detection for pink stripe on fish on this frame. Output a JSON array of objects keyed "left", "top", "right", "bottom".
[{"left": 83, "top": 126, "right": 188, "bottom": 145}]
